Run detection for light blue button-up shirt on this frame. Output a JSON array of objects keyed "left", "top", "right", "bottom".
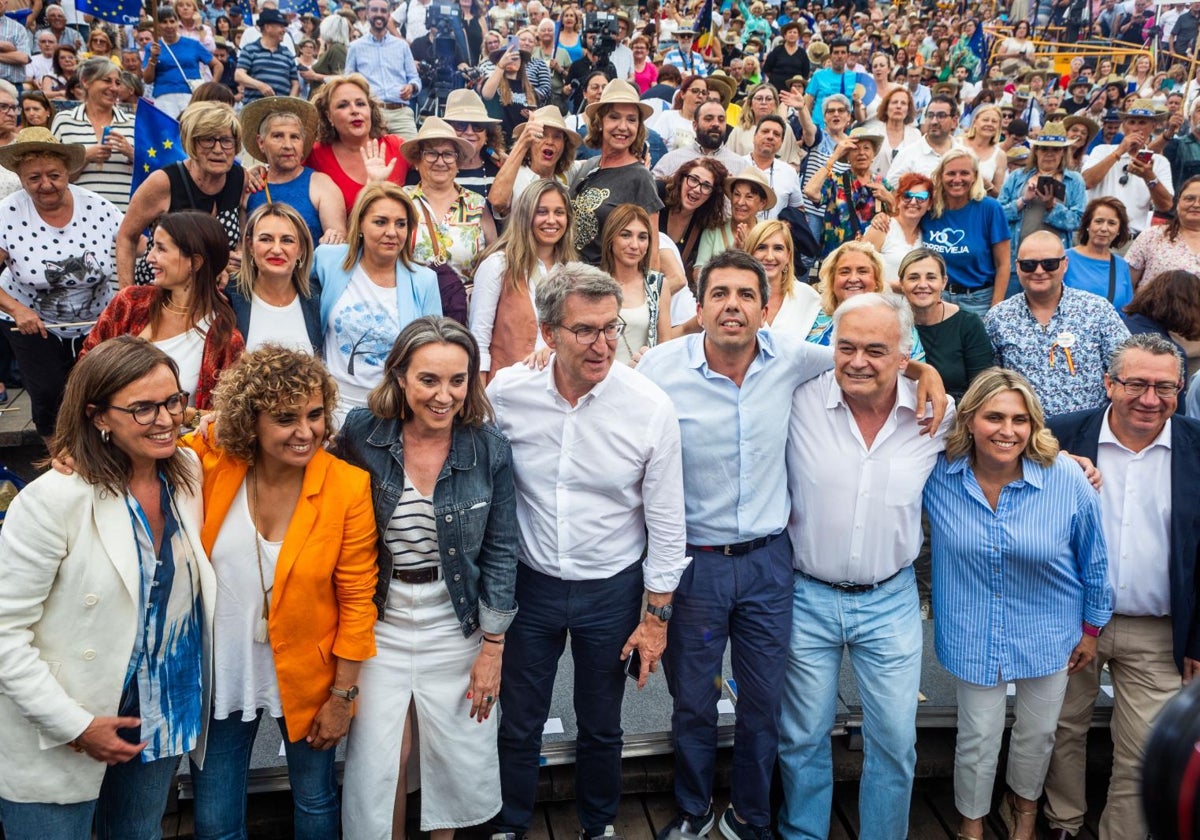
[
  {"left": 344, "top": 31, "right": 421, "bottom": 105},
  {"left": 923, "top": 453, "right": 1113, "bottom": 686},
  {"left": 636, "top": 330, "right": 833, "bottom": 545}
]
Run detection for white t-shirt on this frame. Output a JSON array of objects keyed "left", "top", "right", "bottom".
[
  {"left": 324, "top": 267, "right": 403, "bottom": 423},
  {"left": 246, "top": 293, "right": 311, "bottom": 353},
  {"left": 154, "top": 320, "right": 208, "bottom": 407},
  {"left": 211, "top": 480, "right": 284, "bottom": 721},
  {"left": 26, "top": 54, "right": 52, "bottom": 82},
  {"left": 1082, "top": 144, "right": 1174, "bottom": 233},
  {"left": 0, "top": 184, "right": 119, "bottom": 338}
]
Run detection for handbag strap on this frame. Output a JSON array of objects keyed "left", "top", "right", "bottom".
[
  {"left": 417, "top": 197, "right": 448, "bottom": 265},
  {"left": 841, "top": 170, "right": 864, "bottom": 238},
  {"left": 161, "top": 39, "right": 190, "bottom": 81},
  {"left": 1107, "top": 253, "right": 1117, "bottom": 303}
]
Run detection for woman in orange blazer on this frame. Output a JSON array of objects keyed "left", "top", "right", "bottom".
[{"left": 185, "top": 345, "right": 378, "bottom": 840}]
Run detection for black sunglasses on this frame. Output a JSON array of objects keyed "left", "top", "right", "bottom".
[{"left": 1017, "top": 257, "right": 1065, "bottom": 273}]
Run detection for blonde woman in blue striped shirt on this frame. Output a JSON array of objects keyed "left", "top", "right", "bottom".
[{"left": 923, "top": 368, "right": 1112, "bottom": 840}]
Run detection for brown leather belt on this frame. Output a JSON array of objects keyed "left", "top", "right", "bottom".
[
  {"left": 392, "top": 566, "right": 441, "bottom": 584},
  {"left": 381, "top": 102, "right": 410, "bottom": 110}
]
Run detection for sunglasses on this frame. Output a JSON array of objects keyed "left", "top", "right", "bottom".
[
  {"left": 447, "top": 120, "right": 486, "bottom": 133},
  {"left": 902, "top": 190, "right": 930, "bottom": 202},
  {"left": 1017, "top": 257, "right": 1064, "bottom": 273}
]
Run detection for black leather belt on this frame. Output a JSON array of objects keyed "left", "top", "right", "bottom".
[
  {"left": 392, "top": 566, "right": 441, "bottom": 583},
  {"left": 686, "top": 531, "right": 786, "bottom": 557},
  {"left": 798, "top": 567, "right": 903, "bottom": 594},
  {"left": 945, "top": 281, "right": 993, "bottom": 295}
]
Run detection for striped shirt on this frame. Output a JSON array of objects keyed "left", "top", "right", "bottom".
[
  {"left": 237, "top": 38, "right": 298, "bottom": 102},
  {"left": 0, "top": 18, "right": 31, "bottom": 86},
  {"left": 51, "top": 105, "right": 135, "bottom": 211},
  {"left": 923, "top": 453, "right": 1113, "bottom": 685},
  {"left": 385, "top": 476, "right": 440, "bottom": 570}
]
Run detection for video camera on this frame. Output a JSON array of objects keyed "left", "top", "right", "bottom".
[
  {"left": 426, "top": 1, "right": 462, "bottom": 34},
  {"left": 584, "top": 10, "right": 621, "bottom": 60}
]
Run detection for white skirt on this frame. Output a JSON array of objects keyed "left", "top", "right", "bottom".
[{"left": 342, "top": 577, "right": 502, "bottom": 836}]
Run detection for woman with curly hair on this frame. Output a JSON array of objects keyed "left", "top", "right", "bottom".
[
  {"left": 470, "top": 179, "right": 577, "bottom": 377},
  {"left": 305, "top": 73, "right": 410, "bottom": 212},
  {"left": 659, "top": 157, "right": 729, "bottom": 283},
  {"left": 186, "top": 346, "right": 377, "bottom": 840}
]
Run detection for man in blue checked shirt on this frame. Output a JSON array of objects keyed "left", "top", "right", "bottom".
[
  {"left": 345, "top": 0, "right": 420, "bottom": 138},
  {"left": 779, "top": 293, "right": 954, "bottom": 840},
  {"left": 637, "top": 252, "right": 948, "bottom": 840}
]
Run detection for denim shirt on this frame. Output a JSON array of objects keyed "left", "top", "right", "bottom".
[{"left": 331, "top": 408, "right": 519, "bottom": 637}]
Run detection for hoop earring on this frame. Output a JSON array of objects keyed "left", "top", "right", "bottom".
[{"left": 101, "top": 429, "right": 111, "bottom": 443}]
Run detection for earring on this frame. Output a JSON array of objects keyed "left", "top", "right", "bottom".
[
  {"left": 397, "top": 390, "right": 406, "bottom": 420},
  {"left": 100, "top": 429, "right": 111, "bottom": 443}
]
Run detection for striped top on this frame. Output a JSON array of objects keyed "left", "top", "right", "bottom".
[
  {"left": 923, "top": 453, "right": 1113, "bottom": 686},
  {"left": 238, "top": 38, "right": 299, "bottom": 102},
  {"left": 385, "top": 473, "right": 440, "bottom": 570},
  {"left": 51, "top": 105, "right": 135, "bottom": 211}
]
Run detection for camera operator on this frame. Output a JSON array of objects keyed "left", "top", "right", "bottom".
[{"left": 565, "top": 30, "right": 617, "bottom": 113}]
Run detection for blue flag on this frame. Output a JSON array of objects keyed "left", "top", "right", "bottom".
[
  {"left": 75, "top": 0, "right": 141, "bottom": 25},
  {"left": 695, "top": 0, "right": 713, "bottom": 36},
  {"left": 131, "top": 98, "right": 186, "bottom": 197},
  {"left": 276, "top": 0, "right": 322, "bottom": 16}
]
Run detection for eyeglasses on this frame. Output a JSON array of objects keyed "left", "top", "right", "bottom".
[
  {"left": 101, "top": 391, "right": 190, "bottom": 425},
  {"left": 926, "top": 111, "right": 953, "bottom": 120},
  {"left": 1110, "top": 375, "right": 1181, "bottom": 398},
  {"left": 1179, "top": 194, "right": 1200, "bottom": 206},
  {"left": 558, "top": 320, "right": 627, "bottom": 344},
  {"left": 683, "top": 172, "right": 715, "bottom": 194},
  {"left": 196, "top": 136, "right": 237, "bottom": 150},
  {"left": 1016, "top": 256, "right": 1065, "bottom": 273},
  {"left": 0, "top": 103, "right": 17, "bottom": 114},
  {"left": 902, "top": 190, "right": 930, "bottom": 202},
  {"left": 448, "top": 120, "right": 486, "bottom": 134},
  {"left": 421, "top": 149, "right": 460, "bottom": 163}
]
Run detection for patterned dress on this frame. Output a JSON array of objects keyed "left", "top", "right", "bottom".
[{"left": 405, "top": 183, "right": 489, "bottom": 286}]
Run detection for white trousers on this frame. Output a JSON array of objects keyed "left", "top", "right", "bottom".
[
  {"left": 953, "top": 669, "right": 1070, "bottom": 819},
  {"left": 342, "top": 578, "right": 501, "bottom": 837}
]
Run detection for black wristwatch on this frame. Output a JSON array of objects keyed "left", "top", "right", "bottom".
[
  {"left": 330, "top": 685, "right": 360, "bottom": 701},
  {"left": 646, "top": 603, "right": 673, "bottom": 622}
]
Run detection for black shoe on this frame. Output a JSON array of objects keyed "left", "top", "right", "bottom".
[
  {"left": 655, "top": 804, "right": 716, "bottom": 840},
  {"left": 717, "top": 807, "right": 772, "bottom": 840},
  {"left": 579, "top": 826, "right": 623, "bottom": 840}
]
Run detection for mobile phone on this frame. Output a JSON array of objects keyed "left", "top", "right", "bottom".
[
  {"left": 624, "top": 649, "right": 642, "bottom": 681},
  {"left": 506, "top": 34, "right": 519, "bottom": 50},
  {"left": 1036, "top": 174, "right": 1066, "bottom": 200},
  {"left": 1135, "top": 148, "right": 1153, "bottom": 164}
]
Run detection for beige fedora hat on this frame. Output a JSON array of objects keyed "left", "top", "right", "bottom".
[
  {"left": 512, "top": 105, "right": 583, "bottom": 154},
  {"left": 584, "top": 79, "right": 655, "bottom": 121},
  {"left": 399, "top": 116, "right": 475, "bottom": 165},
  {"left": 725, "top": 165, "right": 778, "bottom": 211},
  {"left": 441, "top": 88, "right": 500, "bottom": 125}
]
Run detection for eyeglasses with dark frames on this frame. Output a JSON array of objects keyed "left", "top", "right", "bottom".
[
  {"left": 196, "top": 136, "right": 237, "bottom": 150},
  {"left": 1109, "top": 376, "right": 1181, "bottom": 398},
  {"left": 683, "top": 172, "right": 715, "bottom": 194},
  {"left": 100, "top": 391, "right": 190, "bottom": 425},
  {"left": 558, "top": 320, "right": 627, "bottom": 344},
  {"left": 420, "top": 148, "right": 461, "bottom": 164}
]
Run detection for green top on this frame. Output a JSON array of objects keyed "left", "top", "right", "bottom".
[{"left": 915, "top": 308, "right": 994, "bottom": 400}]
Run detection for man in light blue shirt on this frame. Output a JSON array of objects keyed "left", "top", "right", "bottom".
[
  {"left": 345, "top": 0, "right": 420, "bottom": 138},
  {"left": 637, "top": 251, "right": 947, "bottom": 840},
  {"left": 804, "top": 39, "right": 855, "bottom": 130}
]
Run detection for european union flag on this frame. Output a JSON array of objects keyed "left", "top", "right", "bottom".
[
  {"left": 277, "top": 0, "right": 322, "bottom": 16},
  {"left": 131, "top": 98, "right": 186, "bottom": 197},
  {"left": 76, "top": 0, "right": 141, "bottom": 25}
]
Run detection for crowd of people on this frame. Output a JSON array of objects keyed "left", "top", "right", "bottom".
[{"left": 0, "top": 0, "right": 1200, "bottom": 839}]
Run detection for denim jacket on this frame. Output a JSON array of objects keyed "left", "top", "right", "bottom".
[{"left": 331, "top": 408, "right": 519, "bottom": 637}]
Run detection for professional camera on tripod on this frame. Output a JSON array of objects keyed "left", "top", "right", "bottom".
[
  {"left": 584, "top": 10, "right": 621, "bottom": 62},
  {"left": 420, "top": 1, "right": 470, "bottom": 115}
]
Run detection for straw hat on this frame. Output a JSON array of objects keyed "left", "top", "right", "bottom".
[
  {"left": 1120, "top": 98, "right": 1166, "bottom": 119},
  {"left": 1013, "top": 84, "right": 1031, "bottom": 98},
  {"left": 1006, "top": 145, "right": 1030, "bottom": 164},
  {"left": 584, "top": 79, "right": 654, "bottom": 121},
  {"left": 807, "top": 41, "right": 829, "bottom": 64},
  {"left": 848, "top": 125, "right": 884, "bottom": 152},
  {"left": 932, "top": 80, "right": 959, "bottom": 98},
  {"left": 1029, "top": 121, "right": 1073, "bottom": 147},
  {"left": 675, "top": 21, "right": 697, "bottom": 36},
  {"left": 785, "top": 74, "right": 808, "bottom": 90},
  {"left": 442, "top": 88, "right": 500, "bottom": 125},
  {"left": 399, "top": 116, "right": 475, "bottom": 165},
  {"left": 1067, "top": 76, "right": 1092, "bottom": 92},
  {"left": 512, "top": 105, "right": 583, "bottom": 154},
  {"left": 705, "top": 71, "right": 737, "bottom": 106},
  {"left": 1063, "top": 113, "right": 1099, "bottom": 147},
  {"left": 724, "top": 165, "right": 777, "bottom": 210},
  {"left": 240, "top": 96, "right": 319, "bottom": 161},
  {"left": 1101, "top": 107, "right": 1122, "bottom": 123},
  {"left": 0, "top": 127, "right": 85, "bottom": 174}
]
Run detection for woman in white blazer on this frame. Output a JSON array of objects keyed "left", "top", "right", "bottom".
[{"left": 0, "top": 335, "right": 216, "bottom": 840}]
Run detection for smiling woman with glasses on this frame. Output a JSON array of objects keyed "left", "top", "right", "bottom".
[
  {"left": 118, "top": 101, "right": 247, "bottom": 288},
  {"left": 661, "top": 157, "right": 730, "bottom": 283},
  {"left": 863, "top": 172, "right": 935, "bottom": 285}
]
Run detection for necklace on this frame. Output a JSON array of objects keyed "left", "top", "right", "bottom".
[
  {"left": 938, "top": 300, "right": 946, "bottom": 323},
  {"left": 162, "top": 296, "right": 190, "bottom": 316},
  {"left": 248, "top": 469, "right": 273, "bottom": 644}
]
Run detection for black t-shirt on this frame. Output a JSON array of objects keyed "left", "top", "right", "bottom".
[
  {"left": 763, "top": 44, "right": 811, "bottom": 93},
  {"left": 570, "top": 161, "right": 665, "bottom": 263}
]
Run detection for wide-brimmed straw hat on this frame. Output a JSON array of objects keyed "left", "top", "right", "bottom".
[
  {"left": 1120, "top": 98, "right": 1166, "bottom": 119},
  {"left": 1063, "top": 114, "right": 1099, "bottom": 147},
  {"left": 1030, "top": 121, "right": 1074, "bottom": 147},
  {"left": 584, "top": 79, "right": 654, "bottom": 121},
  {"left": 807, "top": 41, "right": 829, "bottom": 64},
  {"left": 848, "top": 125, "right": 884, "bottom": 152},
  {"left": 705, "top": 71, "right": 737, "bottom": 106},
  {"left": 399, "top": 116, "right": 475, "bottom": 165},
  {"left": 724, "top": 165, "right": 777, "bottom": 210},
  {"left": 512, "top": 105, "right": 583, "bottom": 154},
  {"left": 442, "top": 88, "right": 500, "bottom": 125},
  {"left": 240, "top": 96, "right": 319, "bottom": 161},
  {"left": 0, "top": 127, "right": 85, "bottom": 174}
]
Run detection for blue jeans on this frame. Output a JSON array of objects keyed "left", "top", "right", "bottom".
[
  {"left": 0, "top": 752, "right": 184, "bottom": 840},
  {"left": 495, "top": 560, "right": 643, "bottom": 837},
  {"left": 777, "top": 566, "right": 922, "bottom": 840},
  {"left": 190, "top": 711, "right": 338, "bottom": 840},
  {"left": 663, "top": 536, "right": 794, "bottom": 827},
  {"left": 941, "top": 285, "right": 995, "bottom": 318}
]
